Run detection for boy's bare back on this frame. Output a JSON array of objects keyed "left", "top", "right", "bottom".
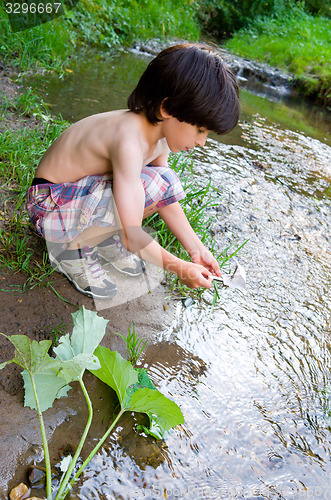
[{"left": 36, "top": 110, "right": 169, "bottom": 183}]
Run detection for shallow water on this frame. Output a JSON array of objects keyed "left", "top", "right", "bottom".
[{"left": 24, "top": 48, "right": 331, "bottom": 499}]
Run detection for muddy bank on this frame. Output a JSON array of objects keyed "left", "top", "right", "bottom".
[
  {"left": 0, "top": 269, "right": 176, "bottom": 497},
  {"left": 0, "top": 65, "right": 42, "bottom": 133},
  {"left": 0, "top": 69, "right": 176, "bottom": 497}
]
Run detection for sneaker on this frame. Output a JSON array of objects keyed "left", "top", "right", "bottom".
[
  {"left": 96, "top": 235, "right": 146, "bottom": 277},
  {"left": 49, "top": 246, "right": 117, "bottom": 300}
]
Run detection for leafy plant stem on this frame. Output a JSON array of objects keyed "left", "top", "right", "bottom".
[
  {"left": 61, "top": 408, "right": 125, "bottom": 499},
  {"left": 49, "top": 284, "right": 80, "bottom": 308},
  {"left": 30, "top": 373, "right": 52, "bottom": 500},
  {"left": 54, "top": 377, "right": 93, "bottom": 500}
]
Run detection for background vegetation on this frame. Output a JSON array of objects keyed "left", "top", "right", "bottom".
[
  {"left": 224, "top": 1, "right": 331, "bottom": 105},
  {"left": 195, "top": 0, "right": 330, "bottom": 37},
  {"left": 0, "top": 0, "right": 199, "bottom": 71},
  {"left": 0, "top": 0, "right": 329, "bottom": 105}
]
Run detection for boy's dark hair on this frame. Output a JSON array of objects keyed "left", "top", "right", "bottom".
[{"left": 128, "top": 44, "right": 239, "bottom": 135}]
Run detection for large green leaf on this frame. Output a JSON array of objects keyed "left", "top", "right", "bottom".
[
  {"left": 22, "top": 365, "right": 71, "bottom": 412},
  {"left": 90, "top": 349, "right": 184, "bottom": 438},
  {"left": 124, "top": 368, "right": 157, "bottom": 404},
  {"left": 54, "top": 306, "right": 108, "bottom": 360},
  {"left": 0, "top": 308, "right": 108, "bottom": 413},
  {"left": 128, "top": 387, "right": 185, "bottom": 439},
  {"left": 52, "top": 307, "right": 108, "bottom": 384},
  {"left": 91, "top": 347, "right": 138, "bottom": 407},
  {"left": 0, "top": 335, "right": 71, "bottom": 412},
  {"left": 51, "top": 353, "right": 102, "bottom": 384},
  {"left": 3, "top": 335, "right": 52, "bottom": 373}
]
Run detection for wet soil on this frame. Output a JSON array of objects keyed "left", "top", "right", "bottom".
[
  {"left": 0, "top": 65, "right": 41, "bottom": 133},
  {"left": 0, "top": 68, "right": 176, "bottom": 497}
]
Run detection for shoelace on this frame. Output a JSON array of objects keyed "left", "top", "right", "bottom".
[
  {"left": 82, "top": 247, "right": 108, "bottom": 280},
  {"left": 112, "top": 235, "right": 131, "bottom": 255}
]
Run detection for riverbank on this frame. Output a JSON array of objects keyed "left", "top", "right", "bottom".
[
  {"left": 224, "top": 6, "right": 331, "bottom": 108},
  {"left": 0, "top": 68, "right": 176, "bottom": 496},
  {"left": 1, "top": 1, "right": 330, "bottom": 107}
]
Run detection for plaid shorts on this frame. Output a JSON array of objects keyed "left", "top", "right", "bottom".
[{"left": 26, "top": 165, "right": 185, "bottom": 243}]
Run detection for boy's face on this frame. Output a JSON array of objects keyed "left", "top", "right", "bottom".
[{"left": 161, "top": 113, "right": 209, "bottom": 153}]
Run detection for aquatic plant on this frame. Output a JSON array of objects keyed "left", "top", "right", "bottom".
[
  {"left": 0, "top": 306, "right": 184, "bottom": 500},
  {"left": 114, "top": 321, "right": 148, "bottom": 367}
]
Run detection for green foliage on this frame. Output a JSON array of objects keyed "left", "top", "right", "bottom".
[
  {"left": 194, "top": 0, "right": 331, "bottom": 38},
  {"left": 304, "top": 0, "right": 331, "bottom": 17},
  {"left": 91, "top": 347, "right": 138, "bottom": 405},
  {"left": 53, "top": 307, "right": 109, "bottom": 362},
  {"left": 130, "top": 387, "right": 184, "bottom": 439},
  {"left": 0, "top": 0, "right": 199, "bottom": 72},
  {"left": 194, "top": 0, "right": 287, "bottom": 37},
  {"left": 0, "top": 306, "right": 107, "bottom": 499},
  {"left": 115, "top": 322, "right": 148, "bottom": 367},
  {"left": 69, "top": 0, "right": 200, "bottom": 48},
  {"left": 91, "top": 347, "right": 184, "bottom": 439},
  {"left": 1, "top": 307, "right": 106, "bottom": 411},
  {"left": 0, "top": 307, "right": 184, "bottom": 500},
  {"left": 0, "top": 89, "right": 69, "bottom": 195},
  {"left": 0, "top": 89, "right": 69, "bottom": 291},
  {"left": 0, "top": 335, "right": 72, "bottom": 411},
  {"left": 0, "top": 6, "right": 73, "bottom": 70},
  {"left": 225, "top": 4, "right": 331, "bottom": 106}
]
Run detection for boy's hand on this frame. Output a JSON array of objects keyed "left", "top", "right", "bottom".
[
  {"left": 190, "top": 248, "right": 222, "bottom": 277},
  {"left": 177, "top": 261, "right": 213, "bottom": 289}
]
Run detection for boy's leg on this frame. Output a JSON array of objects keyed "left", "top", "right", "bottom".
[
  {"left": 26, "top": 176, "right": 120, "bottom": 298},
  {"left": 27, "top": 168, "right": 184, "bottom": 295},
  {"left": 66, "top": 225, "right": 116, "bottom": 250}
]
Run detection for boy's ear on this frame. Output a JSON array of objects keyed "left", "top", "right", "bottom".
[{"left": 160, "top": 98, "right": 172, "bottom": 119}]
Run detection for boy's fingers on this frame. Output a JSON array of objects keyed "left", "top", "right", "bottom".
[{"left": 200, "top": 269, "right": 213, "bottom": 288}]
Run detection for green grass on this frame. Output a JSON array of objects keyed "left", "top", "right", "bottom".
[
  {"left": 0, "top": 7, "right": 74, "bottom": 71},
  {"left": 0, "top": 89, "right": 69, "bottom": 291},
  {"left": 0, "top": 0, "right": 199, "bottom": 72},
  {"left": 114, "top": 322, "right": 148, "bottom": 367},
  {"left": 0, "top": 87, "right": 69, "bottom": 199},
  {"left": 70, "top": 0, "right": 200, "bottom": 47},
  {"left": 225, "top": 6, "right": 331, "bottom": 106}
]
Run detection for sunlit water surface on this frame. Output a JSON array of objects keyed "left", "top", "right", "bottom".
[{"left": 24, "top": 48, "right": 331, "bottom": 499}]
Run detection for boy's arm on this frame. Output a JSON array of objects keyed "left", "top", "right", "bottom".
[
  {"left": 111, "top": 146, "right": 213, "bottom": 289},
  {"left": 157, "top": 202, "right": 222, "bottom": 276}
]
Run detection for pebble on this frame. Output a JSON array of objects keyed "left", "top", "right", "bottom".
[
  {"left": 9, "top": 483, "right": 30, "bottom": 500},
  {"left": 28, "top": 465, "right": 46, "bottom": 488}
]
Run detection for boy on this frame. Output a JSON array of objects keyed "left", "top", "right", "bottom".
[{"left": 26, "top": 44, "right": 239, "bottom": 300}]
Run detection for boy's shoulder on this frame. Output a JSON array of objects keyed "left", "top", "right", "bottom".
[{"left": 65, "top": 110, "right": 166, "bottom": 170}]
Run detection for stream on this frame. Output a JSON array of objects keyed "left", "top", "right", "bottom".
[{"left": 24, "top": 47, "right": 331, "bottom": 499}]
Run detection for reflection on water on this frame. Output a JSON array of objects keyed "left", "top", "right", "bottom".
[
  {"left": 25, "top": 48, "right": 331, "bottom": 499},
  {"left": 24, "top": 47, "right": 330, "bottom": 146}
]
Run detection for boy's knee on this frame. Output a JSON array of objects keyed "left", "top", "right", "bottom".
[{"left": 141, "top": 165, "right": 184, "bottom": 208}]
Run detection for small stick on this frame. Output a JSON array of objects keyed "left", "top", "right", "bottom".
[{"left": 210, "top": 276, "right": 223, "bottom": 282}]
